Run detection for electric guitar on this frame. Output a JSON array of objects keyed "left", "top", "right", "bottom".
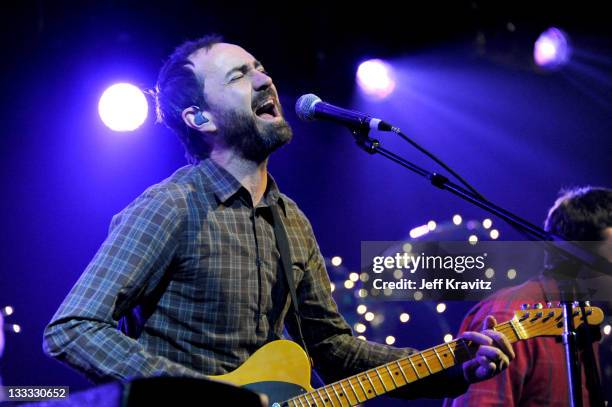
[{"left": 210, "top": 305, "right": 604, "bottom": 406}]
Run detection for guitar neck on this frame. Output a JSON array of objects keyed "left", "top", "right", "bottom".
[{"left": 285, "top": 320, "right": 522, "bottom": 407}]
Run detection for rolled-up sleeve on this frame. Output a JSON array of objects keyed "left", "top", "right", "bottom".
[{"left": 43, "top": 186, "right": 204, "bottom": 382}]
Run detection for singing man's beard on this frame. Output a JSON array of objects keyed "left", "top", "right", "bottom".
[{"left": 218, "top": 108, "right": 293, "bottom": 163}]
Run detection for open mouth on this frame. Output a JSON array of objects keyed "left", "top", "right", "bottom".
[{"left": 254, "top": 99, "right": 280, "bottom": 121}]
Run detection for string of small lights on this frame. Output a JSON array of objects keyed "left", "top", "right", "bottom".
[{"left": 326, "top": 215, "right": 515, "bottom": 348}]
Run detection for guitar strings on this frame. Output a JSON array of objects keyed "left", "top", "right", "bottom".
[{"left": 287, "top": 313, "right": 583, "bottom": 407}]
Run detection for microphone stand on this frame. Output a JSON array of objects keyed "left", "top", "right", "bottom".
[{"left": 349, "top": 125, "right": 607, "bottom": 407}]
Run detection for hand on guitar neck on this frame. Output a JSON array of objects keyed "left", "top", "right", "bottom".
[{"left": 460, "top": 315, "right": 515, "bottom": 383}]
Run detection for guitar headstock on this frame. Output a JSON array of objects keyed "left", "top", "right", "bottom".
[{"left": 513, "top": 303, "right": 604, "bottom": 339}]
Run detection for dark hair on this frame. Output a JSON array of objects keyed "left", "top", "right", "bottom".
[
  {"left": 155, "top": 34, "right": 224, "bottom": 164},
  {"left": 544, "top": 186, "right": 612, "bottom": 241}
]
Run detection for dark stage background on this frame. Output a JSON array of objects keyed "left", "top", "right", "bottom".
[{"left": 1, "top": 1, "right": 611, "bottom": 406}]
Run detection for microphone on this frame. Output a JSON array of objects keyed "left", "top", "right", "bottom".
[{"left": 295, "top": 94, "right": 395, "bottom": 132}]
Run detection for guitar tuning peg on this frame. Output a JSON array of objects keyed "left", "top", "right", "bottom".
[
  {"left": 584, "top": 301, "right": 591, "bottom": 306},
  {"left": 521, "top": 304, "right": 530, "bottom": 310},
  {"left": 534, "top": 303, "right": 543, "bottom": 309},
  {"left": 572, "top": 301, "right": 580, "bottom": 307},
  {"left": 546, "top": 302, "right": 553, "bottom": 308}
]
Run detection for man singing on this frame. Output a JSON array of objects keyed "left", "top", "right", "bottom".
[{"left": 44, "top": 35, "right": 514, "bottom": 401}]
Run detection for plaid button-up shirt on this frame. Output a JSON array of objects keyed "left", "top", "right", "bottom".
[{"left": 43, "top": 158, "right": 465, "bottom": 397}]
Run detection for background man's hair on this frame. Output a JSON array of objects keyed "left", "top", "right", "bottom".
[
  {"left": 155, "top": 34, "right": 223, "bottom": 164},
  {"left": 544, "top": 186, "right": 612, "bottom": 241}
]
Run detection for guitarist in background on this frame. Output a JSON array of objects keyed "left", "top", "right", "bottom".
[
  {"left": 43, "top": 35, "right": 515, "bottom": 401},
  {"left": 446, "top": 186, "right": 612, "bottom": 406}
]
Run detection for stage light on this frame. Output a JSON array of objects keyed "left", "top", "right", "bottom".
[
  {"left": 603, "top": 324, "right": 611, "bottom": 336},
  {"left": 356, "top": 59, "right": 396, "bottom": 99},
  {"left": 357, "top": 335, "right": 367, "bottom": 341},
  {"left": 507, "top": 268, "right": 517, "bottom": 280},
  {"left": 468, "top": 234, "right": 478, "bottom": 244},
  {"left": 534, "top": 27, "right": 571, "bottom": 69},
  {"left": 399, "top": 313, "right": 410, "bottom": 323},
  {"left": 436, "top": 303, "right": 446, "bottom": 313},
  {"left": 365, "top": 312, "right": 375, "bottom": 321},
  {"left": 98, "top": 83, "right": 148, "bottom": 131},
  {"left": 330, "top": 282, "right": 335, "bottom": 292},
  {"left": 385, "top": 336, "right": 396, "bottom": 345},
  {"left": 358, "top": 289, "right": 368, "bottom": 298},
  {"left": 12, "top": 324, "right": 21, "bottom": 333},
  {"left": 344, "top": 280, "right": 355, "bottom": 289},
  {"left": 444, "top": 334, "right": 453, "bottom": 343},
  {"left": 331, "top": 256, "right": 343, "bottom": 266},
  {"left": 357, "top": 305, "right": 367, "bottom": 314},
  {"left": 354, "top": 323, "right": 367, "bottom": 333},
  {"left": 427, "top": 220, "right": 437, "bottom": 231},
  {"left": 482, "top": 219, "right": 492, "bottom": 229},
  {"left": 349, "top": 272, "right": 359, "bottom": 282},
  {"left": 410, "top": 224, "right": 430, "bottom": 239},
  {"left": 485, "top": 268, "right": 495, "bottom": 278},
  {"left": 453, "top": 214, "right": 462, "bottom": 225},
  {"left": 2, "top": 306, "right": 13, "bottom": 316},
  {"left": 490, "top": 229, "right": 500, "bottom": 239}
]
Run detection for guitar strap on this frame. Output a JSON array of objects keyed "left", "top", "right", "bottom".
[{"left": 270, "top": 203, "right": 313, "bottom": 367}]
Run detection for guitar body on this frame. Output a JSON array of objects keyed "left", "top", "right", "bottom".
[{"left": 210, "top": 340, "right": 314, "bottom": 404}]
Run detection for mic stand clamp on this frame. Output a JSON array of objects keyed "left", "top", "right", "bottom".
[{"left": 351, "top": 127, "right": 378, "bottom": 155}]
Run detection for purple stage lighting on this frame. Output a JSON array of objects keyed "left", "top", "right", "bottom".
[
  {"left": 356, "top": 59, "right": 396, "bottom": 99},
  {"left": 534, "top": 27, "right": 571, "bottom": 69},
  {"left": 98, "top": 83, "right": 148, "bottom": 131}
]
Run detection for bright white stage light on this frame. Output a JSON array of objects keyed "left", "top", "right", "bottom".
[
  {"left": 534, "top": 27, "right": 571, "bottom": 69},
  {"left": 98, "top": 83, "right": 148, "bottom": 131},
  {"left": 356, "top": 59, "right": 396, "bottom": 99}
]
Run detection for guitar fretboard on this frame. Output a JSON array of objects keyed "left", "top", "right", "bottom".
[{"left": 285, "top": 320, "right": 522, "bottom": 407}]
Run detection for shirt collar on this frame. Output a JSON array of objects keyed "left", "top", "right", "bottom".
[{"left": 197, "top": 158, "right": 285, "bottom": 213}]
